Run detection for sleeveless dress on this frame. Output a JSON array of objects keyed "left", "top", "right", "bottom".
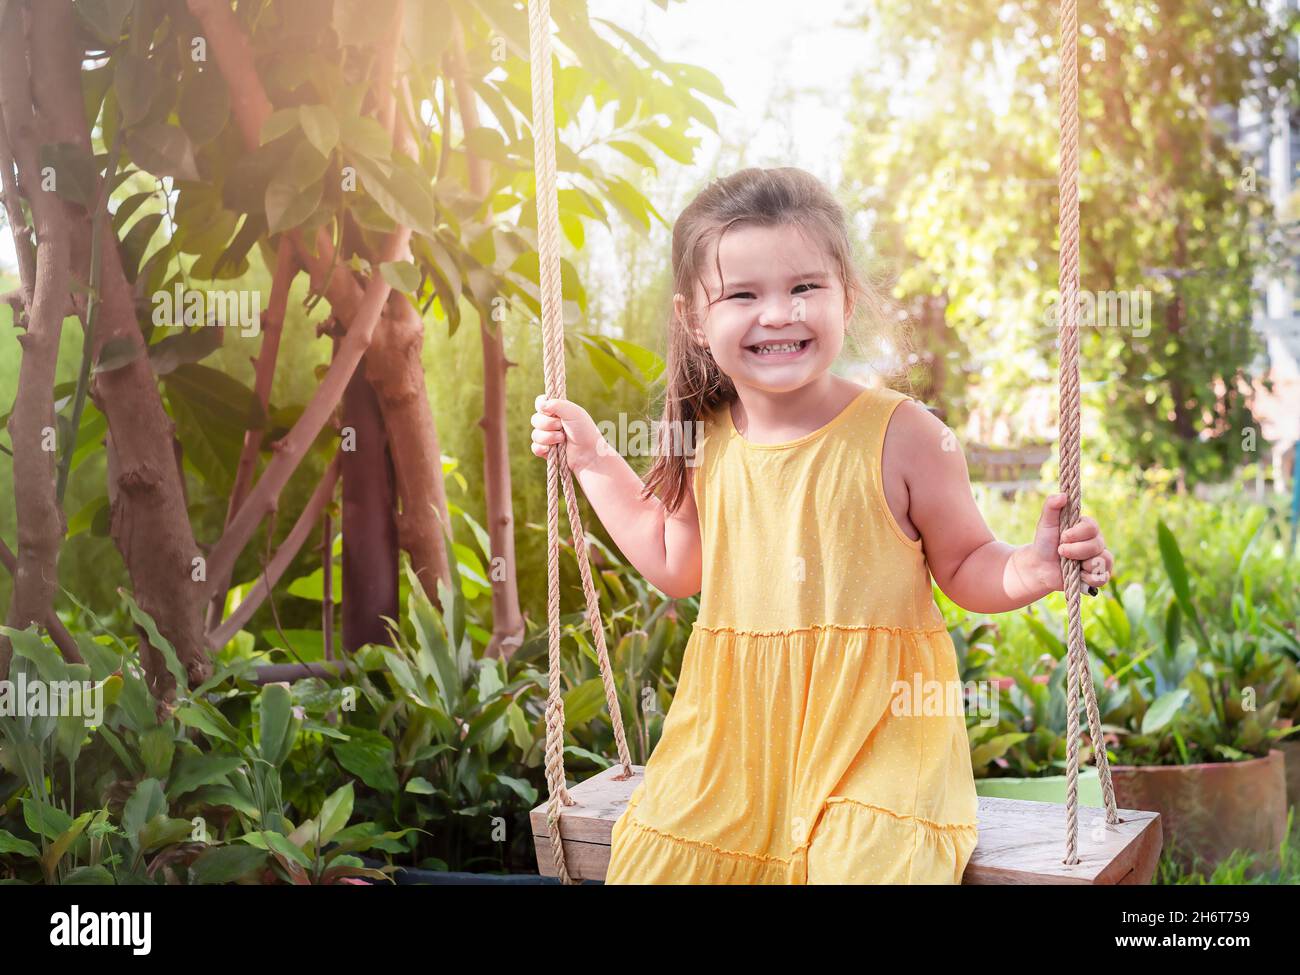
[{"left": 603, "top": 384, "right": 980, "bottom": 884}]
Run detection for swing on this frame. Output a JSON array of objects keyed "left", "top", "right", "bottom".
[{"left": 525, "top": 0, "right": 1163, "bottom": 885}]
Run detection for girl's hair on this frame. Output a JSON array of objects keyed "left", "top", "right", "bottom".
[{"left": 639, "top": 166, "right": 911, "bottom": 513}]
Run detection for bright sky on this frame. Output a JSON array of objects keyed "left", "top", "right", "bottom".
[{"left": 580, "top": 0, "right": 869, "bottom": 327}]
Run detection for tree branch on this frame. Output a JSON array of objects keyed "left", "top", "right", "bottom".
[
  {"left": 203, "top": 228, "right": 410, "bottom": 606},
  {"left": 0, "top": 537, "right": 82, "bottom": 663},
  {"left": 207, "top": 454, "right": 340, "bottom": 650},
  {"left": 205, "top": 236, "right": 298, "bottom": 629}
]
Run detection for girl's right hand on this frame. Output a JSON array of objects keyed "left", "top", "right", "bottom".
[{"left": 531, "top": 395, "right": 605, "bottom": 473}]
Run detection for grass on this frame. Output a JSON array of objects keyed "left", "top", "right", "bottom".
[{"left": 1156, "top": 805, "right": 1299, "bottom": 884}]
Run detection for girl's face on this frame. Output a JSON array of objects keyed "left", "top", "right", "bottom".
[{"left": 678, "top": 223, "right": 851, "bottom": 395}]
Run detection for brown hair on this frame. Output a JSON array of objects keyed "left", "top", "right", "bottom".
[{"left": 639, "top": 166, "right": 910, "bottom": 513}]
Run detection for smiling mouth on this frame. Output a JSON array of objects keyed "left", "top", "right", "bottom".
[{"left": 746, "top": 338, "right": 812, "bottom": 356}]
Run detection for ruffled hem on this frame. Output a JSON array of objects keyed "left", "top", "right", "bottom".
[
  {"left": 605, "top": 793, "right": 979, "bottom": 885},
  {"left": 693, "top": 622, "right": 950, "bottom": 638}
]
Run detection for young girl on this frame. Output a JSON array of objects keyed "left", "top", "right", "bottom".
[{"left": 529, "top": 167, "right": 1114, "bottom": 885}]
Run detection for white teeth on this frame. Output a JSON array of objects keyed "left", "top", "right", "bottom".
[{"left": 750, "top": 340, "right": 805, "bottom": 355}]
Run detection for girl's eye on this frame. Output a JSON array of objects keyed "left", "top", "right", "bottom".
[
  {"left": 793, "top": 282, "right": 823, "bottom": 294},
  {"left": 726, "top": 292, "right": 755, "bottom": 300}
]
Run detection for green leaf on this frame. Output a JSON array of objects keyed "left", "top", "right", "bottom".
[
  {"left": 265, "top": 175, "right": 324, "bottom": 234},
  {"left": 147, "top": 326, "right": 223, "bottom": 375},
  {"left": 380, "top": 260, "right": 420, "bottom": 292},
  {"left": 37, "top": 143, "right": 97, "bottom": 207},
  {"left": 126, "top": 124, "right": 199, "bottom": 181},
  {"left": 350, "top": 153, "right": 436, "bottom": 238},
  {"left": 118, "top": 210, "right": 163, "bottom": 283},
  {"left": 189, "top": 845, "right": 269, "bottom": 884},
  {"left": 563, "top": 678, "right": 606, "bottom": 732},
  {"left": 122, "top": 778, "right": 166, "bottom": 848},
  {"left": 339, "top": 115, "right": 392, "bottom": 160},
  {"left": 179, "top": 67, "right": 230, "bottom": 146},
  {"left": 137, "top": 814, "right": 194, "bottom": 852},
  {"left": 223, "top": 134, "right": 297, "bottom": 213},
  {"left": 114, "top": 53, "right": 158, "bottom": 127},
  {"left": 1141, "top": 688, "right": 1190, "bottom": 735},
  {"left": 285, "top": 563, "right": 343, "bottom": 602},
  {"left": 404, "top": 777, "right": 435, "bottom": 795},
  {"left": 332, "top": 728, "right": 399, "bottom": 794},
  {"left": 258, "top": 682, "right": 297, "bottom": 768},
  {"left": 260, "top": 108, "right": 301, "bottom": 146},
  {"left": 187, "top": 785, "right": 260, "bottom": 818},
  {"left": 243, "top": 830, "right": 313, "bottom": 868},
  {"left": 298, "top": 105, "right": 339, "bottom": 157},
  {"left": 61, "top": 865, "right": 116, "bottom": 885},
  {"left": 140, "top": 726, "right": 176, "bottom": 780},
  {"left": 0, "top": 829, "right": 41, "bottom": 860},
  {"left": 43, "top": 811, "right": 96, "bottom": 879},
  {"left": 23, "top": 799, "right": 72, "bottom": 842},
  {"left": 119, "top": 589, "right": 189, "bottom": 693},
  {"left": 166, "top": 754, "right": 247, "bottom": 800},
  {"left": 316, "top": 781, "right": 354, "bottom": 846},
  {"left": 163, "top": 363, "right": 267, "bottom": 433},
  {"left": 175, "top": 701, "right": 240, "bottom": 746},
  {"left": 1, "top": 625, "right": 69, "bottom": 682}
]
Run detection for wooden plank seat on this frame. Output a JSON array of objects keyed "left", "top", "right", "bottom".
[{"left": 531, "top": 765, "right": 1164, "bottom": 885}]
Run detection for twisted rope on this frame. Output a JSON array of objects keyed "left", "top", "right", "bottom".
[
  {"left": 1058, "top": 0, "right": 1119, "bottom": 864},
  {"left": 528, "top": 0, "right": 633, "bottom": 886}
]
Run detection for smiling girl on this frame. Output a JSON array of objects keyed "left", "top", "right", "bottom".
[{"left": 529, "top": 167, "right": 1113, "bottom": 885}]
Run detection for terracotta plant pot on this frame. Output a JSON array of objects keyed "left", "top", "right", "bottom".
[{"left": 1109, "top": 749, "right": 1287, "bottom": 877}]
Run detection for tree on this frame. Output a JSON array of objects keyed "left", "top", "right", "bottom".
[
  {"left": 842, "top": 0, "right": 1300, "bottom": 485},
  {"left": 0, "top": 0, "right": 724, "bottom": 696}
]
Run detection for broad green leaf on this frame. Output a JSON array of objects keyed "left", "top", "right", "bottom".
[
  {"left": 1141, "top": 688, "right": 1191, "bottom": 735},
  {"left": 179, "top": 66, "right": 230, "bottom": 145},
  {"left": 332, "top": 728, "right": 398, "bottom": 794},
  {"left": 265, "top": 175, "right": 324, "bottom": 234},
  {"left": 37, "top": 143, "right": 97, "bottom": 207},
  {"left": 316, "top": 782, "right": 354, "bottom": 846},
  {"left": 126, "top": 123, "right": 199, "bottom": 181},
  {"left": 0, "top": 829, "right": 40, "bottom": 860},
  {"left": 298, "top": 105, "right": 339, "bottom": 157},
  {"left": 114, "top": 53, "right": 158, "bottom": 126},
  {"left": 380, "top": 260, "right": 420, "bottom": 292},
  {"left": 119, "top": 590, "right": 189, "bottom": 693},
  {"left": 166, "top": 753, "right": 247, "bottom": 800},
  {"left": 189, "top": 845, "right": 269, "bottom": 884},
  {"left": 147, "top": 326, "right": 223, "bottom": 375},
  {"left": 22, "top": 799, "right": 72, "bottom": 842},
  {"left": 122, "top": 778, "right": 166, "bottom": 848},
  {"left": 258, "top": 682, "right": 296, "bottom": 768}
]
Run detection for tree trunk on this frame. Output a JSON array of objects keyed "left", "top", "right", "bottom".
[
  {"left": 478, "top": 320, "right": 525, "bottom": 659},
  {"left": 341, "top": 362, "right": 400, "bottom": 650},
  {"left": 365, "top": 293, "right": 453, "bottom": 607},
  {"left": 448, "top": 19, "right": 525, "bottom": 658},
  {"left": 0, "top": 1, "right": 71, "bottom": 675}
]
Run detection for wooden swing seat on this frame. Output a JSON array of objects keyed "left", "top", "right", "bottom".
[{"left": 530, "top": 764, "right": 1164, "bottom": 885}]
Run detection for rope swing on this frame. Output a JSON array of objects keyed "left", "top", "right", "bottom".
[
  {"left": 528, "top": 0, "right": 1120, "bottom": 884},
  {"left": 1056, "top": 0, "right": 1119, "bottom": 862}
]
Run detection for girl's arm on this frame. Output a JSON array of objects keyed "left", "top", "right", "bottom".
[
  {"left": 530, "top": 396, "right": 703, "bottom": 599},
  {"left": 883, "top": 400, "right": 1114, "bottom": 614}
]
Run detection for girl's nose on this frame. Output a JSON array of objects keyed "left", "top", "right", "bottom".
[{"left": 757, "top": 295, "right": 795, "bottom": 327}]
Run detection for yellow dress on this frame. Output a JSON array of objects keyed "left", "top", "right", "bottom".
[{"left": 604, "top": 385, "right": 980, "bottom": 884}]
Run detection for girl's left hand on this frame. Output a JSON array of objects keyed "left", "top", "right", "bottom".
[{"left": 1030, "top": 493, "right": 1115, "bottom": 593}]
